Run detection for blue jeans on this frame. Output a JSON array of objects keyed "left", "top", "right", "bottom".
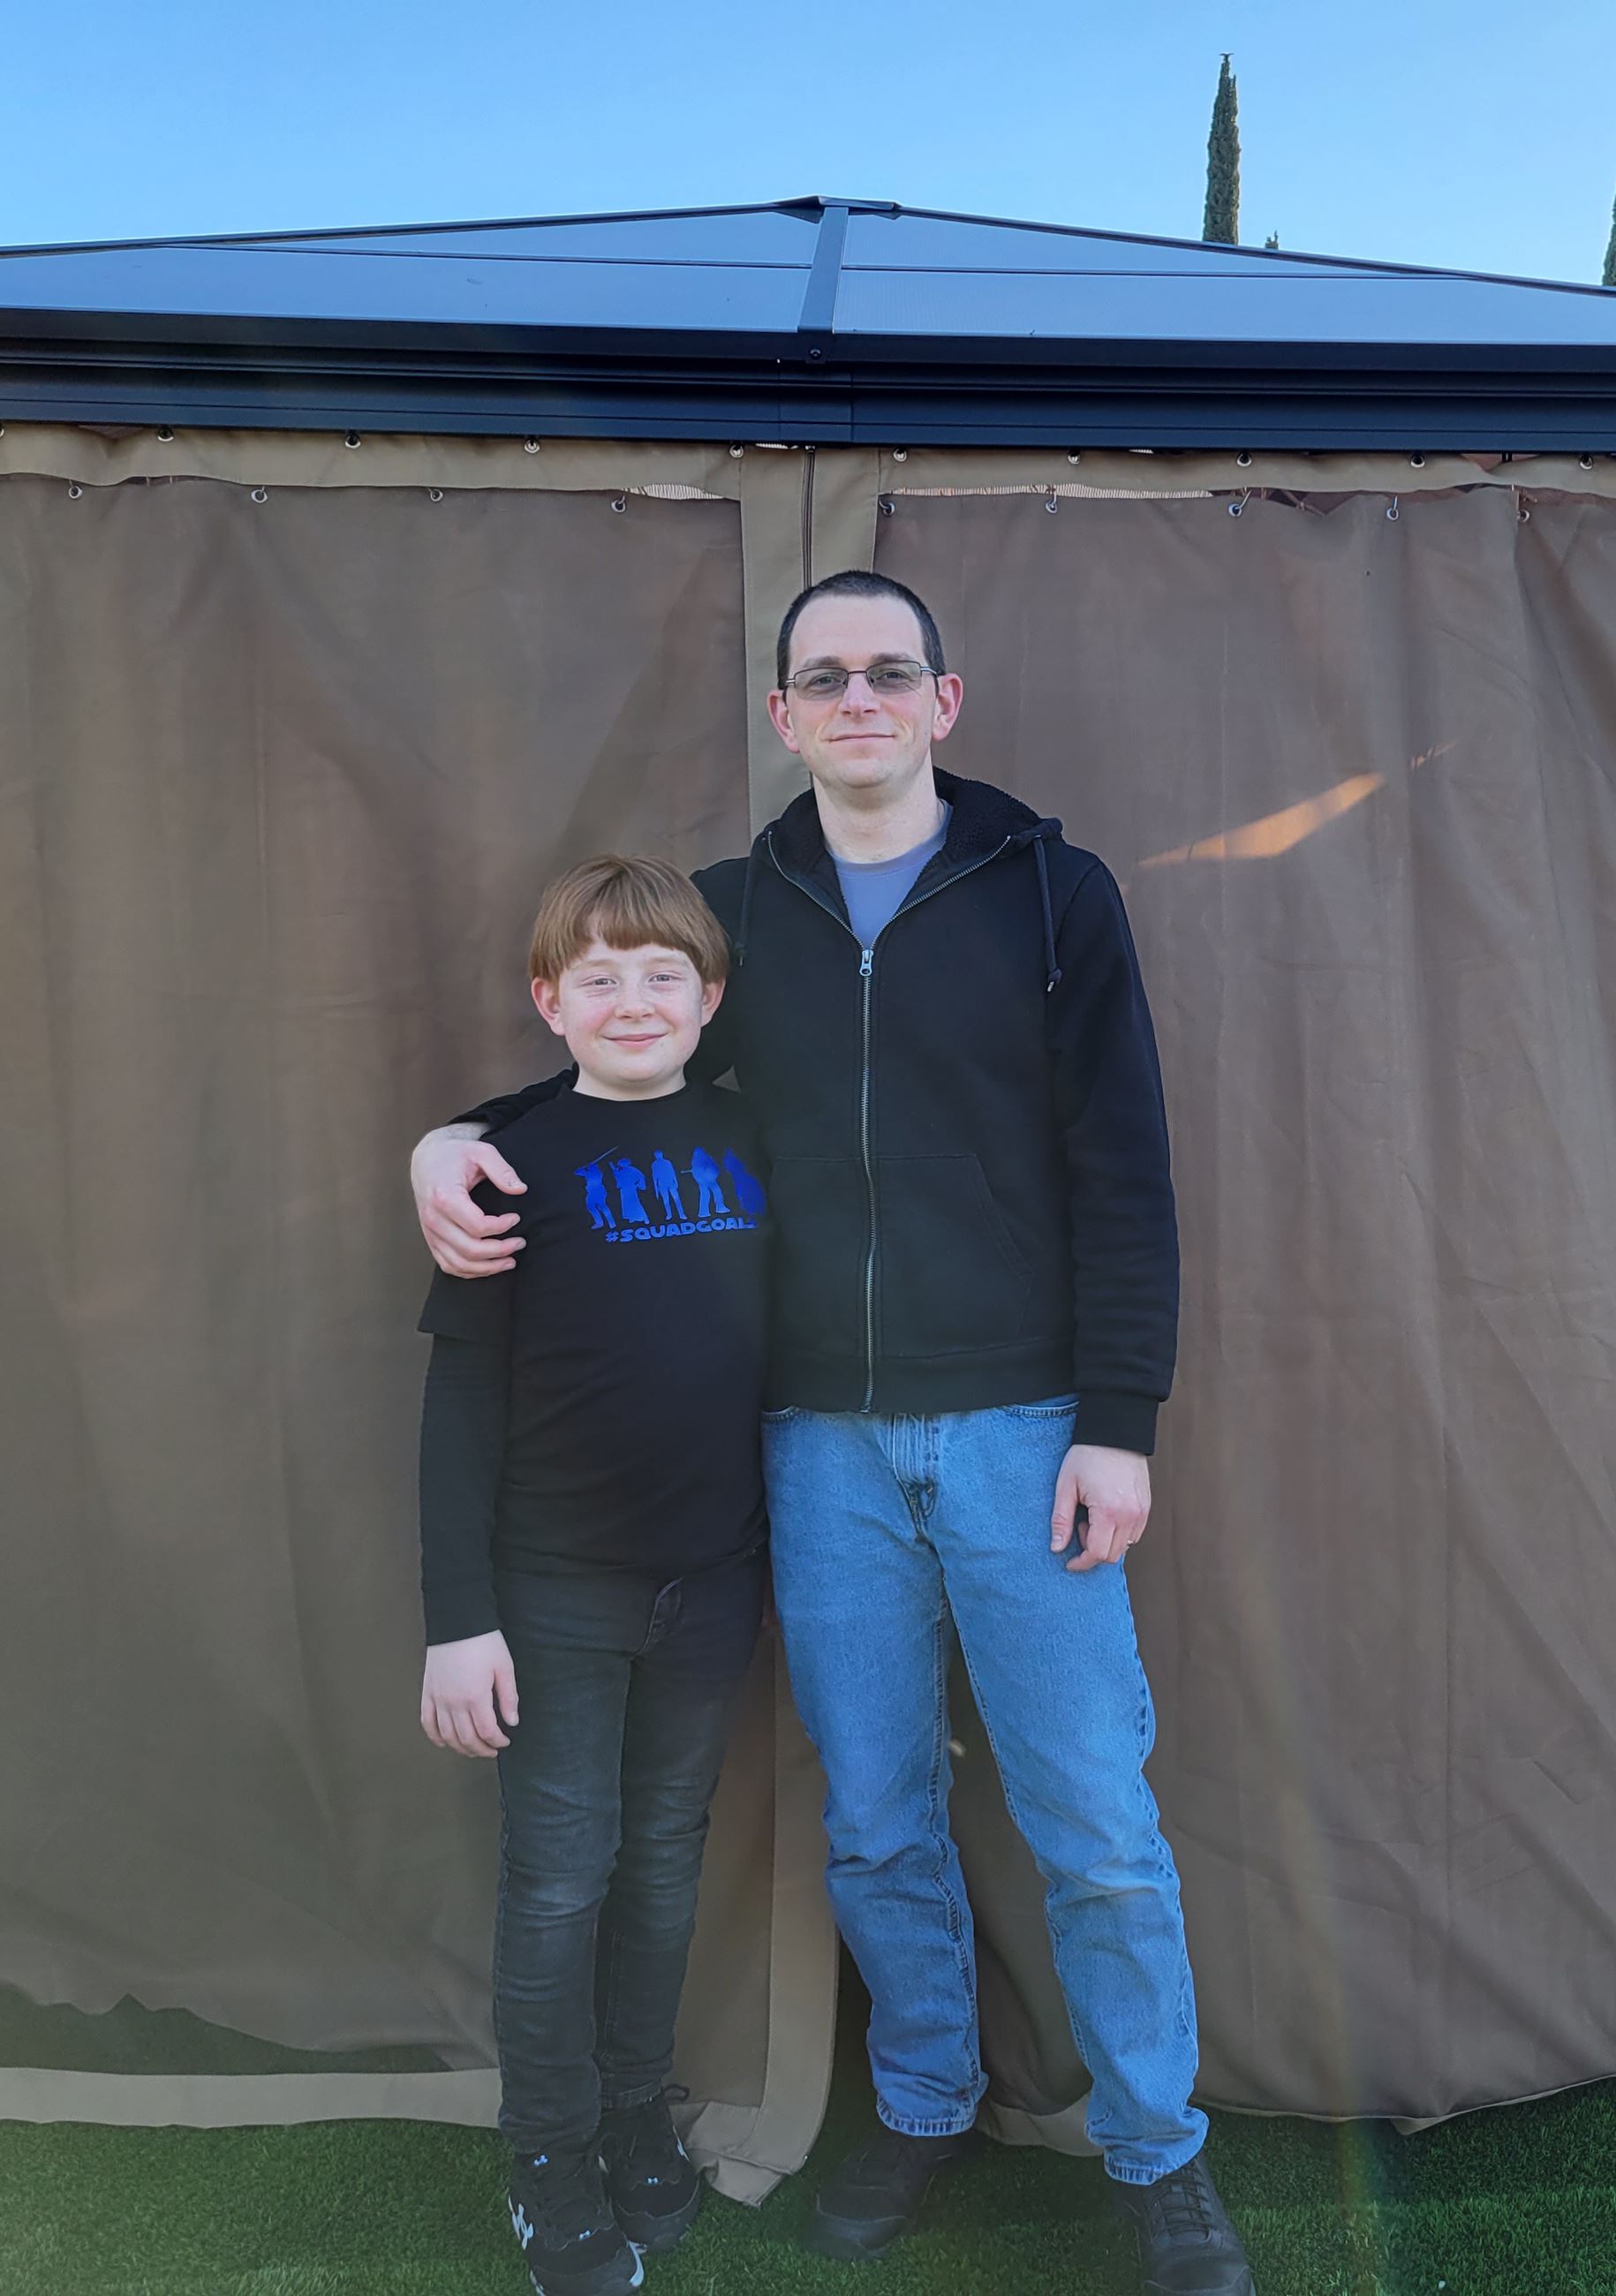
[
  {"left": 762, "top": 1401, "right": 1206, "bottom": 2185},
  {"left": 492, "top": 1547, "right": 765, "bottom": 2157}
]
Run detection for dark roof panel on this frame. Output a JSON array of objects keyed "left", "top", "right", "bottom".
[
  {"left": 4, "top": 195, "right": 1616, "bottom": 446},
  {"left": 0, "top": 240, "right": 809, "bottom": 337},
  {"left": 833, "top": 267, "right": 1616, "bottom": 351},
  {"left": 842, "top": 208, "right": 1376, "bottom": 280},
  {"left": 263, "top": 209, "right": 822, "bottom": 265}
]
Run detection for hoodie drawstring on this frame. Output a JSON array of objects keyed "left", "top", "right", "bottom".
[
  {"left": 734, "top": 841, "right": 763, "bottom": 968},
  {"left": 1033, "top": 830, "right": 1063, "bottom": 993}
]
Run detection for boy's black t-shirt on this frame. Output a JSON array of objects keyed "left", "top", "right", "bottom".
[{"left": 418, "top": 1079, "right": 770, "bottom": 1640}]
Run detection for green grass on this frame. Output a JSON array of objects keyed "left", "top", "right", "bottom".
[{"left": 3, "top": 2013, "right": 1612, "bottom": 2296}]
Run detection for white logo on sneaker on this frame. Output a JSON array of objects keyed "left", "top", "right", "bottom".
[{"left": 510, "top": 2200, "right": 534, "bottom": 2249}]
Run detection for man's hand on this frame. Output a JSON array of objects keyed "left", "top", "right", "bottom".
[
  {"left": 420, "top": 1629, "right": 519, "bottom": 1757},
  {"left": 1051, "top": 1444, "right": 1152, "bottom": 1573},
  {"left": 412, "top": 1124, "right": 526, "bottom": 1276}
]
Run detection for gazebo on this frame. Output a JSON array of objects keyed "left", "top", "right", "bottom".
[{"left": 2, "top": 198, "right": 1612, "bottom": 2194}]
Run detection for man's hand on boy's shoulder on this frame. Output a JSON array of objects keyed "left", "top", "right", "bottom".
[
  {"left": 412, "top": 1074, "right": 576, "bottom": 1277},
  {"left": 413, "top": 1125, "right": 529, "bottom": 1277},
  {"left": 421, "top": 1629, "right": 519, "bottom": 1757}
]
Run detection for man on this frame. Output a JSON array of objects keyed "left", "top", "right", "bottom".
[{"left": 412, "top": 570, "right": 1255, "bottom": 2295}]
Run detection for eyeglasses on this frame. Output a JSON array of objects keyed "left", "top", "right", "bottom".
[{"left": 785, "top": 660, "right": 938, "bottom": 700}]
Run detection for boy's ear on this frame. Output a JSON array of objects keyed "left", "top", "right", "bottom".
[
  {"left": 531, "top": 978, "right": 569, "bottom": 1037},
  {"left": 699, "top": 977, "right": 724, "bottom": 1025}
]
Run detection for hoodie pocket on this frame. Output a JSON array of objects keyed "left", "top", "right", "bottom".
[
  {"left": 766, "top": 1156, "right": 870, "bottom": 1358},
  {"left": 876, "top": 1155, "right": 1031, "bottom": 1356}
]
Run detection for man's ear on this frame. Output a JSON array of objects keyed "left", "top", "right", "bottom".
[
  {"left": 699, "top": 977, "right": 724, "bottom": 1025},
  {"left": 766, "top": 688, "right": 803, "bottom": 754},
  {"left": 531, "top": 978, "right": 569, "bottom": 1037},
  {"left": 930, "top": 671, "right": 965, "bottom": 744}
]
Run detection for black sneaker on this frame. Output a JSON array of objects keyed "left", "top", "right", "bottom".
[
  {"left": 1113, "top": 2153, "right": 1256, "bottom": 2295},
  {"left": 804, "top": 2125, "right": 980, "bottom": 2260},
  {"left": 598, "top": 2088, "right": 703, "bottom": 2255},
  {"left": 507, "top": 2147, "right": 645, "bottom": 2296}
]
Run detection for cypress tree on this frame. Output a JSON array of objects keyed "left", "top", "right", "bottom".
[
  {"left": 1203, "top": 53, "right": 1241, "bottom": 245},
  {"left": 1604, "top": 190, "right": 1616, "bottom": 288}
]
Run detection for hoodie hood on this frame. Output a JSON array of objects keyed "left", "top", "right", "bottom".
[
  {"left": 743, "top": 769, "right": 1067, "bottom": 990},
  {"left": 766, "top": 767, "right": 1060, "bottom": 874}
]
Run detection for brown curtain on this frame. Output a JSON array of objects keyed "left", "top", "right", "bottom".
[
  {"left": 0, "top": 472, "right": 836, "bottom": 2190},
  {"left": 879, "top": 485, "right": 1616, "bottom": 2124},
  {"left": 3, "top": 462, "right": 1613, "bottom": 2164}
]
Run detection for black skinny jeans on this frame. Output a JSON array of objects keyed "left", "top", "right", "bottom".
[{"left": 493, "top": 1545, "right": 765, "bottom": 2159}]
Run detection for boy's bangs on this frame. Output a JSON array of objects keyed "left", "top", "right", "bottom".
[{"left": 530, "top": 855, "right": 729, "bottom": 986}]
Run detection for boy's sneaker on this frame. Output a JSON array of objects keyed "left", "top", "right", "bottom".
[
  {"left": 598, "top": 2088, "right": 703, "bottom": 2254},
  {"left": 804, "top": 2125, "right": 980, "bottom": 2259},
  {"left": 507, "top": 2147, "right": 645, "bottom": 2296},
  {"left": 1113, "top": 2152, "right": 1256, "bottom": 2294}
]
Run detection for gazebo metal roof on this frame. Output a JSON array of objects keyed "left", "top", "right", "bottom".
[{"left": 4, "top": 193, "right": 1615, "bottom": 449}]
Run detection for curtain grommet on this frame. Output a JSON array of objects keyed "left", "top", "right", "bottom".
[
  {"left": 610, "top": 495, "right": 627, "bottom": 513},
  {"left": 66, "top": 481, "right": 83, "bottom": 499},
  {"left": 1386, "top": 496, "right": 1400, "bottom": 521},
  {"left": 878, "top": 495, "right": 895, "bottom": 517},
  {"left": 1044, "top": 487, "right": 1059, "bottom": 513},
  {"left": 1067, "top": 450, "right": 1082, "bottom": 464},
  {"left": 250, "top": 487, "right": 268, "bottom": 503},
  {"left": 344, "top": 432, "right": 362, "bottom": 449},
  {"left": 428, "top": 487, "right": 444, "bottom": 502},
  {"left": 891, "top": 449, "right": 908, "bottom": 462},
  {"left": 1235, "top": 450, "right": 1253, "bottom": 468},
  {"left": 1580, "top": 455, "right": 1595, "bottom": 471},
  {"left": 729, "top": 444, "right": 744, "bottom": 458},
  {"left": 523, "top": 438, "right": 541, "bottom": 454},
  {"left": 1409, "top": 453, "right": 1426, "bottom": 468},
  {"left": 155, "top": 427, "right": 174, "bottom": 443}
]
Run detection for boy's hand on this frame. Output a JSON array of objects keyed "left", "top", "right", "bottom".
[
  {"left": 421, "top": 1630, "right": 519, "bottom": 1757},
  {"left": 412, "top": 1126, "right": 526, "bottom": 1277},
  {"left": 1051, "top": 1445, "right": 1151, "bottom": 1572}
]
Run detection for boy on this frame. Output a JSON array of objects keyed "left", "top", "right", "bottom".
[{"left": 417, "top": 855, "right": 770, "bottom": 2296}]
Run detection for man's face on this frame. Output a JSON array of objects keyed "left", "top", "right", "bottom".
[
  {"left": 531, "top": 938, "right": 721, "bottom": 1101},
  {"left": 767, "top": 593, "right": 963, "bottom": 801}
]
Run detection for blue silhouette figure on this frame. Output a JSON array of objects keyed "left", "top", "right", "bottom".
[
  {"left": 690, "top": 1146, "right": 729, "bottom": 1219},
  {"left": 613, "top": 1158, "right": 651, "bottom": 1223},
  {"left": 651, "top": 1150, "right": 687, "bottom": 1222},
  {"left": 723, "top": 1151, "right": 767, "bottom": 1220},
  {"left": 576, "top": 1162, "right": 615, "bottom": 1230}
]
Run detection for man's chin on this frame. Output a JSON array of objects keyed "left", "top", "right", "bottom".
[{"left": 813, "top": 748, "right": 907, "bottom": 786}]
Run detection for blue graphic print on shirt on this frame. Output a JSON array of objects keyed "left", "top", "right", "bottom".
[
  {"left": 723, "top": 1152, "right": 767, "bottom": 1220},
  {"left": 612, "top": 1158, "right": 651, "bottom": 1223},
  {"left": 575, "top": 1144, "right": 767, "bottom": 1243},
  {"left": 575, "top": 1162, "right": 616, "bottom": 1231},
  {"left": 691, "top": 1145, "right": 729, "bottom": 1219},
  {"left": 650, "top": 1150, "right": 687, "bottom": 1221}
]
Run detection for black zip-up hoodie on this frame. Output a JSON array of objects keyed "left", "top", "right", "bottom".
[{"left": 457, "top": 769, "right": 1177, "bottom": 1454}]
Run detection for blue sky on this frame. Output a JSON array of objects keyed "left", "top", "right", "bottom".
[{"left": 10, "top": 0, "right": 1616, "bottom": 284}]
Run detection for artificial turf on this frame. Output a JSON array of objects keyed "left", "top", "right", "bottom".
[{"left": 2, "top": 2004, "right": 1612, "bottom": 2296}]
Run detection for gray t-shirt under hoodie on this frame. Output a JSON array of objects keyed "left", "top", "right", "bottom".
[{"left": 832, "top": 804, "right": 952, "bottom": 952}]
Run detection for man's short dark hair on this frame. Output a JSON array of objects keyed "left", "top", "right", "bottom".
[{"left": 775, "top": 570, "right": 947, "bottom": 690}]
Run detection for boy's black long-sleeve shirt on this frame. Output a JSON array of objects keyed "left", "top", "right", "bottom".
[
  {"left": 418, "top": 1079, "right": 770, "bottom": 1644},
  {"left": 456, "top": 770, "right": 1177, "bottom": 1456}
]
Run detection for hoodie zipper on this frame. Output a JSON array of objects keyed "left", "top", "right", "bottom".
[
  {"left": 766, "top": 828, "right": 1015, "bottom": 1411},
  {"left": 857, "top": 943, "right": 875, "bottom": 1404}
]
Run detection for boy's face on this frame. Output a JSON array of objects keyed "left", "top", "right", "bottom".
[{"left": 531, "top": 937, "right": 721, "bottom": 1101}]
